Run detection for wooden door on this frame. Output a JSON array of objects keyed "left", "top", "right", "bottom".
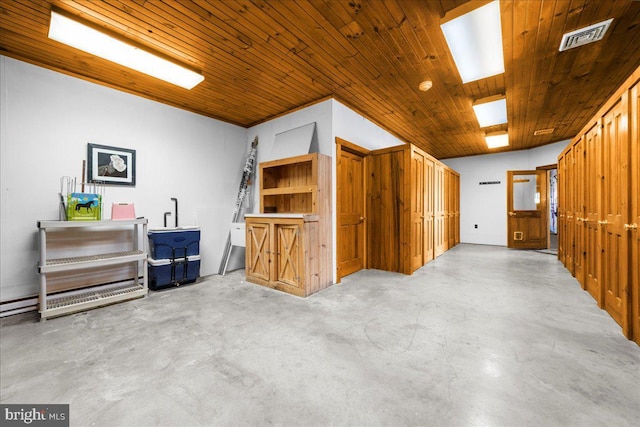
[
  {"left": 507, "top": 170, "right": 548, "bottom": 249},
  {"left": 602, "top": 98, "right": 630, "bottom": 336},
  {"left": 557, "top": 154, "right": 566, "bottom": 264},
  {"left": 424, "top": 158, "right": 435, "bottom": 263},
  {"left": 410, "top": 150, "right": 426, "bottom": 272},
  {"left": 453, "top": 174, "right": 460, "bottom": 245},
  {"left": 584, "top": 123, "right": 603, "bottom": 305},
  {"left": 573, "top": 138, "right": 586, "bottom": 287},
  {"left": 246, "top": 221, "right": 271, "bottom": 282},
  {"left": 566, "top": 148, "right": 576, "bottom": 274},
  {"left": 336, "top": 146, "right": 366, "bottom": 279},
  {"left": 274, "top": 223, "right": 302, "bottom": 289},
  {"left": 630, "top": 83, "right": 640, "bottom": 344},
  {"left": 434, "top": 164, "right": 446, "bottom": 257}
]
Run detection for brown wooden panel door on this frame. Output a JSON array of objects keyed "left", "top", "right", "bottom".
[
  {"left": 424, "top": 158, "right": 435, "bottom": 263},
  {"left": 246, "top": 221, "right": 271, "bottom": 282},
  {"left": 410, "top": 150, "right": 426, "bottom": 272},
  {"left": 274, "top": 223, "right": 302, "bottom": 289},
  {"left": 584, "top": 123, "right": 603, "bottom": 305},
  {"left": 630, "top": 83, "right": 640, "bottom": 344},
  {"left": 566, "top": 148, "right": 576, "bottom": 274},
  {"left": 507, "top": 170, "right": 548, "bottom": 249},
  {"left": 337, "top": 148, "right": 366, "bottom": 279},
  {"left": 602, "top": 98, "right": 630, "bottom": 336},
  {"left": 573, "top": 138, "right": 586, "bottom": 287},
  {"left": 557, "top": 154, "right": 566, "bottom": 264},
  {"left": 434, "top": 164, "right": 446, "bottom": 257}
]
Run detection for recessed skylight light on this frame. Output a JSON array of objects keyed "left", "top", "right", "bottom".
[{"left": 441, "top": 1, "right": 505, "bottom": 83}]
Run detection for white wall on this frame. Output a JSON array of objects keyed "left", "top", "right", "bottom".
[
  {"left": 0, "top": 56, "right": 247, "bottom": 301},
  {"left": 332, "top": 100, "right": 406, "bottom": 150},
  {"left": 442, "top": 140, "right": 570, "bottom": 246}
]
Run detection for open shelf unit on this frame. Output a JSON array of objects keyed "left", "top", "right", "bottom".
[{"left": 37, "top": 219, "right": 148, "bottom": 320}]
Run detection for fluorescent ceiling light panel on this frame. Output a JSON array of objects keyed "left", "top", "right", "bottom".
[
  {"left": 473, "top": 96, "right": 507, "bottom": 127},
  {"left": 441, "top": 1, "right": 505, "bottom": 83},
  {"left": 485, "top": 132, "right": 509, "bottom": 149},
  {"left": 48, "top": 10, "right": 204, "bottom": 89}
]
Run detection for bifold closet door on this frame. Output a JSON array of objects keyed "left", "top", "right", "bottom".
[
  {"left": 410, "top": 151, "right": 426, "bottom": 272},
  {"left": 602, "top": 97, "right": 630, "bottom": 336},
  {"left": 573, "top": 138, "right": 586, "bottom": 286},
  {"left": 557, "top": 153, "right": 566, "bottom": 265},
  {"left": 631, "top": 83, "right": 640, "bottom": 344},
  {"left": 584, "top": 123, "right": 603, "bottom": 305},
  {"left": 434, "top": 164, "right": 446, "bottom": 257},
  {"left": 424, "top": 158, "right": 435, "bottom": 264}
]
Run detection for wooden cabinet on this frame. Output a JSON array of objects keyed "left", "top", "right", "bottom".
[
  {"left": 245, "top": 153, "right": 331, "bottom": 296},
  {"left": 367, "top": 144, "right": 459, "bottom": 275},
  {"left": 246, "top": 215, "right": 320, "bottom": 297},
  {"left": 558, "top": 65, "right": 639, "bottom": 344}
]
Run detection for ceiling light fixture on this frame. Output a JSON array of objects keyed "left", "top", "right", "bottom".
[
  {"left": 48, "top": 10, "right": 204, "bottom": 90},
  {"left": 472, "top": 95, "right": 507, "bottom": 127},
  {"left": 419, "top": 80, "right": 433, "bottom": 92},
  {"left": 485, "top": 131, "right": 509, "bottom": 149},
  {"left": 440, "top": 0, "right": 505, "bottom": 83}
]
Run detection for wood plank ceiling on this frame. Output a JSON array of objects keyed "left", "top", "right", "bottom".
[{"left": 1, "top": 0, "right": 639, "bottom": 159}]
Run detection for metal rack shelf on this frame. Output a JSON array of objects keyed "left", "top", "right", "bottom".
[{"left": 37, "top": 218, "right": 148, "bottom": 320}]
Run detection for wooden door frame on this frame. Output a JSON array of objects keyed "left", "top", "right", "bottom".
[
  {"left": 335, "top": 137, "right": 369, "bottom": 282},
  {"left": 537, "top": 163, "right": 558, "bottom": 250}
]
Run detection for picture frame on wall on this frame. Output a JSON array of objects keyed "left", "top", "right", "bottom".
[{"left": 87, "top": 143, "right": 136, "bottom": 186}]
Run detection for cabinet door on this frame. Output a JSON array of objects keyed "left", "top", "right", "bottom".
[
  {"left": 274, "top": 223, "right": 302, "bottom": 289},
  {"left": 246, "top": 222, "right": 271, "bottom": 282}
]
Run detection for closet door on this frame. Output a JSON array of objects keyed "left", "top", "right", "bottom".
[
  {"left": 602, "top": 98, "right": 630, "bottom": 336},
  {"left": 434, "top": 164, "right": 446, "bottom": 257},
  {"left": 566, "top": 147, "right": 575, "bottom": 274},
  {"left": 557, "top": 153, "right": 566, "bottom": 265},
  {"left": 630, "top": 83, "right": 640, "bottom": 344},
  {"left": 573, "top": 138, "right": 586, "bottom": 286},
  {"left": 410, "top": 150, "right": 426, "bottom": 272},
  {"left": 584, "top": 123, "right": 603, "bottom": 305},
  {"left": 424, "top": 158, "right": 435, "bottom": 264}
]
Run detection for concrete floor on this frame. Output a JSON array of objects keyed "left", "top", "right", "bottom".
[{"left": 1, "top": 244, "right": 639, "bottom": 426}]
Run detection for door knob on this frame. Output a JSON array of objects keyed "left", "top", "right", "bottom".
[
  {"left": 623, "top": 223, "right": 638, "bottom": 231},
  {"left": 359, "top": 216, "right": 365, "bottom": 222},
  {"left": 508, "top": 212, "right": 516, "bottom": 217},
  {"left": 598, "top": 220, "right": 608, "bottom": 225}
]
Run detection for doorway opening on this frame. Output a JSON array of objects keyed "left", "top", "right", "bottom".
[{"left": 537, "top": 164, "right": 558, "bottom": 255}]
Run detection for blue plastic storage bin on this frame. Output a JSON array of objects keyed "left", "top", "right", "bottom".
[
  {"left": 148, "top": 227, "right": 200, "bottom": 259},
  {"left": 148, "top": 255, "right": 200, "bottom": 290}
]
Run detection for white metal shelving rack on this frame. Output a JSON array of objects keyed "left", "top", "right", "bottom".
[{"left": 37, "top": 219, "right": 148, "bottom": 320}]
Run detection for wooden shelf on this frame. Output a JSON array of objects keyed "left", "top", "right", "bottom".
[{"left": 261, "top": 186, "right": 316, "bottom": 196}]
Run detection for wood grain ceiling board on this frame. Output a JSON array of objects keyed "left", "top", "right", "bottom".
[{"left": 1, "top": 0, "right": 638, "bottom": 159}]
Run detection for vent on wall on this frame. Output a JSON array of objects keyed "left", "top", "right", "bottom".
[{"left": 559, "top": 19, "right": 614, "bottom": 51}]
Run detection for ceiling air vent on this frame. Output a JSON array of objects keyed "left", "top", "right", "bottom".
[
  {"left": 559, "top": 19, "right": 614, "bottom": 51},
  {"left": 534, "top": 128, "right": 554, "bottom": 136}
]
